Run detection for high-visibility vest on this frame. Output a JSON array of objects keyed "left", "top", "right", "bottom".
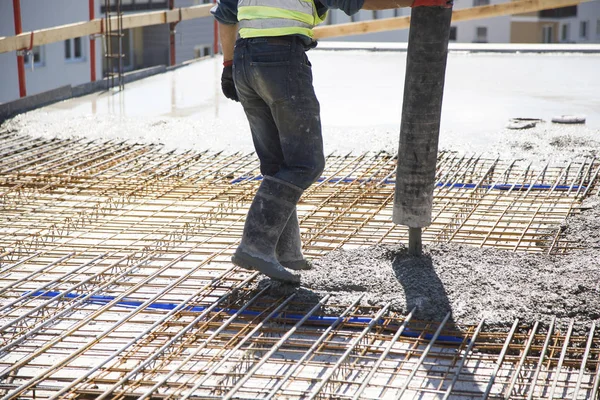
[{"left": 238, "top": 0, "right": 327, "bottom": 39}]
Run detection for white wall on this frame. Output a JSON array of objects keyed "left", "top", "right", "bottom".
[
  {"left": 175, "top": 0, "right": 216, "bottom": 64},
  {"left": 451, "top": 0, "right": 511, "bottom": 43},
  {"left": 0, "top": 1, "right": 21, "bottom": 104},
  {"left": 560, "top": 2, "right": 600, "bottom": 43},
  {"left": 323, "top": 8, "right": 410, "bottom": 43},
  {"left": 0, "top": 0, "right": 102, "bottom": 104}
]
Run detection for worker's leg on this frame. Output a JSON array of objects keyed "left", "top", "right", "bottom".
[
  {"left": 231, "top": 175, "right": 302, "bottom": 283},
  {"left": 237, "top": 37, "right": 325, "bottom": 190},
  {"left": 268, "top": 39, "right": 323, "bottom": 269},
  {"left": 229, "top": 39, "right": 302, "bottom": 283},
  {"left": 236, "top": 38, "right": 323, "bottom": 272},
  {"left": 275, "top": 207, "right": 312, "bottom": 270},
  {"left": 238, "top": 38, "right": 324, "bottom": 269},
  {"left": 233, "top": 39, "right": 285, "bottom": 178},
  {"left": 270, "top": 45, "right": 325, "bottom": 190}
]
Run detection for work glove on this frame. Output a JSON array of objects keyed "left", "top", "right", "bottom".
[{"left": 221, "top": 61, "right": 239, "bottom": 102}]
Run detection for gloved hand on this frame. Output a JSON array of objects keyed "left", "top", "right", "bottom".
[{"left": 221, "top": 61, "right": 239, "bottom": 102}]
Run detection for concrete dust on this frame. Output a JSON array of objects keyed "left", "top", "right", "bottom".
[
  {"left": 502, "top": 121, "right": 600, "bottom": 161},
  {"left": 563, "top": 197, "right": 600, "bottom": 249}
]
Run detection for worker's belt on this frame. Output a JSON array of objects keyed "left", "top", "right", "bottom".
[
  {"left": 240, "top": 35, "right": 315, "bottom": 50},
  {"left": 411, "top": 0, "right": 452, "bottom": 7},
  {"left": 245, "top": 36, "right": 298, "bottom": 46}
]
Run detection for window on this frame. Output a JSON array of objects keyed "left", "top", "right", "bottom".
[
  {"left": 542, "top": 25, "right": 553, "bottom": 43},
  {"left": 539, "top": 6, "right": 577, "bottom": 19},
  {"left": 596, "top": 19, "right": 600, "bottom": 36},
  {"left": 449, "top": 26, "right": 457, "bottom": 41},
  {"left": 580, "top": 20, "right": 588, "bottom": 38},
  {"left": 74, "top": 37, "right": 82, "bottom": 58},
  {"left": 475, "top": 26, "right": 488, "bottom": 43},
  {"left": 561, "top": 24, "right": 569, "bottom": 41},
  {"left": 194, "top": 45, "right": 212, "bottom": 58},
  {"left": 473, "top": 0, "right": 489, "bottom": 6},
  {"left": 23, "top": 46, "right": 43, "bottom": 67},
  {"left": 65, "top": 37, "right": 84, "bottom": 61}
]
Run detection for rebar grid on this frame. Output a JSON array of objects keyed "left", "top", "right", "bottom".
[{"left": 1, "top": 133, "right": 599, "bottom": 399}]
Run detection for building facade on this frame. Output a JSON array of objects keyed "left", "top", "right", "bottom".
[
  {"left": 1, "top": 0, "right": 599, "bottom": 105},
  {"left": 0, "top": 0, "right": 216, "bottom": 104},
  {"left": 323, "top": 0, "right": 600, "bottom": 44},
  {"left": 511, "top": 3, "right": 600, "bottom": 43},
  {"left": 0, "top": 0, "right": 102, "bottom": 104}
]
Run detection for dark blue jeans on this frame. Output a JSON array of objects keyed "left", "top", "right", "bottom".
[{"left": 233, "top": 36, "right": 325, "bottom": 190}]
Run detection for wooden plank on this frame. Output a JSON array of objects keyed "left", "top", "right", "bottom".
[
  {"left": 0, "top": 4, "right": 213, "bottom": 54},
  {"left": 0, "top": 0, "right": 588, "bottom": 53},
  {"left": 0, "top": 21, "right": 100, "bottom": 54},
  {"left": 314, "top": 0, "right": 588, "bottom": 39},
  {"left": 180, "top": 5, "right": 214, "bottom": 21}
]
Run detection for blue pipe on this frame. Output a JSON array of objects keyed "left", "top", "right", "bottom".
[
  {"left": 26, "top": 290, "right": 465, "bottom": 344},
  {"left": 230, "top": 176, "right": 584, "bottom": 191}
]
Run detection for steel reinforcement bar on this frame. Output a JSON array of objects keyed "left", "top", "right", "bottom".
[{"left": 1, "top": 133, "right": 599, "bottom": 399}]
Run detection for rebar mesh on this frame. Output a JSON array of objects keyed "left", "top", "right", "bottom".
[{"left": 1, "top": 131, "right": 599, "bottom": 399}]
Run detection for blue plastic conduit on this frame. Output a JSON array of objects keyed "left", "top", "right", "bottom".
[
  {"left": 26, "top": 290, "right": 465, "bottom": 344},
  {"left": 230, "top": 176, "right": 585, "bottom": 191}
]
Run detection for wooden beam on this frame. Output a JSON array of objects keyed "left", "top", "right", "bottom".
[
  {"left": 0, "top": 4, "right": 213, "bottom": 54},
  {"left": 0, "top": 0, "right": 588, "bottom": 53},
  {"left": 314, "top": 0, "right": 588, "bottom": 39}
]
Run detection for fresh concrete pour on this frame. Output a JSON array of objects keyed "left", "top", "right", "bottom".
[
  {"left": 259, "top": 196, "right": 600, "bottom": 332},
  {"left": 261, "top": 121, "right": 600, "bottom": 333}
]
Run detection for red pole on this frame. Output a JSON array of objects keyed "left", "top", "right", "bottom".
[
  {"left": 169, "top": 0, "right": 176, "bottom": 66},
  {"left": 89, "top": 0, "right": 96, "bottom": 82},
  {"left": 13, "top": 0, "right": 26, "bottom": 98},
  {"left": 213, "top": 0, "right": 219, "bottom": 55}
]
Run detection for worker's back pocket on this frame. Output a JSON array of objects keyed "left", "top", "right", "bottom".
[{"left": 249, "top": 60, "right": 290, "bottom": 104}]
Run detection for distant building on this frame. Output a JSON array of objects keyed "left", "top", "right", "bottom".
[
  {"left": 322, "top": 8, "right": 411, "bottom": 43},
  {"left": 101, "top": 0, "right": 215, "bottom": 72},
  {"left": 511, "top": 3, "right": 600, "bottom": 43},
  {"left": 1, "top": 0, "right": 599, "bottom": 105},
  {"left": 0, "top": 0, "right": 216, "bottom": 104},
  {"left": 0, "top": 0, "right": 102, "bottom": 104},
  {"left": 323, "top": 0, "right": 600, "bottom": 44}
]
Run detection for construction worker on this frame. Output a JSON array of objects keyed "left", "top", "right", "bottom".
[{"left": 212, "top": 0, "right": 445, "bottom": 284}]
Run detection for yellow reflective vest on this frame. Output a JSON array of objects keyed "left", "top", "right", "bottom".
[{"left": 238, "top": 0, "right": 327, "bottom": 39}]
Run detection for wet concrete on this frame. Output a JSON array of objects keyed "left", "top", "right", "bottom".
[{"left": 261, "top": 199, "right": 600, "bottom": 333}]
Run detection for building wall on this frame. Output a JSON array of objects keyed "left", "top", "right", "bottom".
[
  {"left": 0, "top": 1, "right": 20, "bottom": 104},
  {"left": 510, "top": 3, "right": 600, "bottom": 43},
  {"left": 559, "top": 2, "right": 600, "bottom": 43},
  {"left": 322, "top": 8, "right": 410, "bottom": 43},
  {"left": 132, "top": 27, "right": 145, "bottom": 69},
  {"left": 511, "top": 21, "right": 559, "bottom": 43},
  {"left": 451, "top": 0, "right": 511, "bottom": 43},
  {"left": 174, "top": 0, "right": 216, "bottom": 63},
  {"left": 143, "top": 24, "right": 170, "bottom": 67},
  {"left": 0, "top": 0, "right": 102, "bottom": 104}
]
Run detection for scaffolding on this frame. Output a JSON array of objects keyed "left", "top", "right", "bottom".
[
  {"left": 103, "top": 0, "right": 125, "bottom": 90},
  {"left": 1, "top": 131, "right": 599, "bottom": 399}
]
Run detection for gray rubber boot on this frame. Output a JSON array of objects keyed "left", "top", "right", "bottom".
[
  {"left": 232, "top": 176, "right": 302, "bottom": 284},
  {"left": 276, "top": 209, "right": 313, "bottom": 270}
]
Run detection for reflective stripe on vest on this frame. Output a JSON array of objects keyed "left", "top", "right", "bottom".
[{"left": 238, "top": 0, "right": 326, "bottom": 39}]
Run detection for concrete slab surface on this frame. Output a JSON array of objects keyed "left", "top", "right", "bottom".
[{"left": 4, "top": 47, "right": 599, "bottom": 157}]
